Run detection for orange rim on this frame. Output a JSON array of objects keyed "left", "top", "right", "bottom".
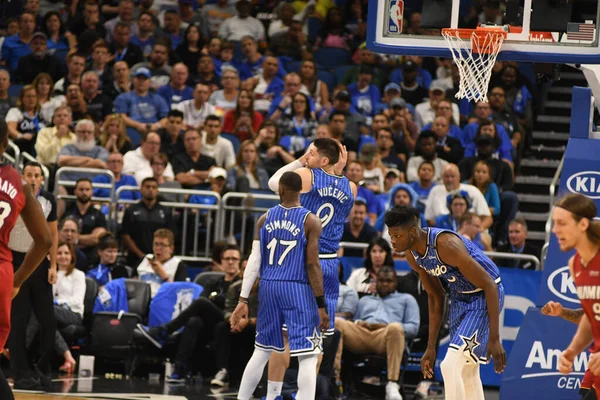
[{"left": 442, "top": 27, "right": 507, "bottom": 40}]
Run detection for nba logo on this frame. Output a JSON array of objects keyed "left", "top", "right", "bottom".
[{"left": 385, "top": 0, "right": 404, "bottom": 36}]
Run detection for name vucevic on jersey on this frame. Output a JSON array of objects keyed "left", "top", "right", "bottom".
[
  {"left": 316, "top": 186, "right": 351, "bottom": 204},
  {"left": 577, "top": 285, "right": 600, "bottom": 300},
  {"left": 264, "top": 220, "right": 302, "bottom": 236}
]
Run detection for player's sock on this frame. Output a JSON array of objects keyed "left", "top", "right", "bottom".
[
  {"left": 440, "top": 348, "right": 470, "bottom": 400},
  {"left": 296, "top": 354, "right": 319, "bottom": 400},
  {"left": 266, "top": 380, "right": 283, "bottom": 400},
  {"left": 462, "top": 362, "right": 484, "bottom": 400},
  {"left": 237, "top": 347, "right": 272, "bottom": 400}
]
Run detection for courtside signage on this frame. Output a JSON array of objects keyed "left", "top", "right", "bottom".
[{"left": 566, "top": 171, "right": 600, "bottom": 199}]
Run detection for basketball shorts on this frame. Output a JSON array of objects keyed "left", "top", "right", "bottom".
[
  {"left": 256, "top": 280, "right": 323, "bottom": 357},
  {"left": 448, "top": 283, "right": 505, "bottom": 364},
  {"left": 320, "top": 256, "right": 340, "bottom": 336},
  {"left": 581, "top": 368, "right": 594, "bottom": 392}
]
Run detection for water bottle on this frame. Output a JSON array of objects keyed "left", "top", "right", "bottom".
[{"left": 164, "top": 359, "right": 173, "bottom": 378}]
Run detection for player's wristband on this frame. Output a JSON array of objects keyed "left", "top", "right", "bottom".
[
  {"left": 238, "top": 298, "right": 248, "bottom": 304},
  {"left": 315, "top": 296, "right": 326, "bottom": 308}
]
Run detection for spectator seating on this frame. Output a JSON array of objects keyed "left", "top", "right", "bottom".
[
  {"left": 90, "top": 279, "right": 151, "bottom": 359},
  {"left": 193, "top": 271, "right": 225, "bottom": 287},
  {"left": 317, "top": 70, "right": 336, "bottom": 91},
  {"left": 314, "top": 48, "right": 352, "bottom": 70}
]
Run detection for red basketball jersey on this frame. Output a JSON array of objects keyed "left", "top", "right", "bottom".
[
  {"left": 573, "top": 251, "right": 600, "bottom": 353},
  {"left": 0, "top": 165, "right": 25, "bottom": 265}
]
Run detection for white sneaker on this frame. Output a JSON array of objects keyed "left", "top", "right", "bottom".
[
  {"left": 385, "top": 381, "right": 403, "bottom": 400},
  {"left": 415, "top": 380, "right": 432, "bottom": 398},
  {"left": 210, "top": 368, "right": 229, "bottom": 387}
]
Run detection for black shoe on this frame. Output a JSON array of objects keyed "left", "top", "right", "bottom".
[
  {"left": 35, "top": 365, "right": 52, "bottom": 390},
  {"left": 166, "top": 364, "right": 187, "bottom": 385},
  {"left": 13, "top": 376, "right": 40, "bottom": 390}
]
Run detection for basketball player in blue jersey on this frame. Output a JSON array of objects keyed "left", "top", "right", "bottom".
[
  {"left": 384, "top": 205, "right": 505, "bottom": 400},
  {"left": 263, "top": 138, "right": 357, "bottom": 398},
  {"left": 232, "top": 172, "right": 329, "bottom": 400}
]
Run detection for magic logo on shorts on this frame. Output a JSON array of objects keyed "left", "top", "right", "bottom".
[{"left": 386, "top": 0, "right": 404, "bottom": 35}]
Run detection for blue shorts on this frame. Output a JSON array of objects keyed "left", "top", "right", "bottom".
[
  {"left": 320, "top": 256, "right": 340, "bottom": 335},
  {"left": 256, "top": 280, "right": 323, "bottom": 357},
  {"left": 448, "top": 283, "right": 505, "bottom": 364}
]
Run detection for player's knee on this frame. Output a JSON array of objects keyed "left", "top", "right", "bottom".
[{"left": 386, "top": 322, "right": 405, "bottom": 338}]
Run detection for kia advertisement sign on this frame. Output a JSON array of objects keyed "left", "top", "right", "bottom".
[
  {"left": 546, "top": 266, "right": 580, "bottom": 305},
  {"left": 566, "top": 171, "right": 600, "bottom": 199}
]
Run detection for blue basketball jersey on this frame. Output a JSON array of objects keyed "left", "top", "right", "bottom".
[
  {"left": 300, "top": 168, "right": 354, "bottom": 254},
  {"left": 411, "top": 228, "right": 500, "bottom": 295},
  {"left": 259, "top": 205, "right": 311, "bottom": 283}
]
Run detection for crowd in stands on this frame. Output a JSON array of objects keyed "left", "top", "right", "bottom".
[{"left": 0, "top": 0, "right": 544, "bottom": 397}]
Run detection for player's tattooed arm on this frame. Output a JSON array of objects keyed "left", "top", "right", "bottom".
[{"left": 561, "top": 308, "right": 585, "bottom": 324}]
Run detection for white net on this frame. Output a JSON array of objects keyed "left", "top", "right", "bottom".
[{"left": 442, "top": 28, "right": 506, "bottom": 103}]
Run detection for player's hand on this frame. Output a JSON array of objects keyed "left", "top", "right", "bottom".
[
  {"left": 541, "top": 301, "right": 563, "bottom": 317},
  {"left": 559, "top": 349, "right": 576, "bottom": 374},
  {"left": 421, "top": 347, "right": 436, "bottom": 379},
  {"left": 318, "top": 308, "right": 330, "bottom": 332},
  {"left": 333, "top": 144, "right": 348, "bottom": 175},
  {"left": 230, "top": 302, "right": 248, "bottom": 332},
  {"left": 11, "top": 286, "right": 20, "bottom": 299},
  {"left": 487, "top": 338, "right": 506, "bottom": 373},
  {"left": 589, "top": 352, "right": 600, "bottom": 375},
  {"left": 48, "top": 267, "right": 58, "bottom": 285}
]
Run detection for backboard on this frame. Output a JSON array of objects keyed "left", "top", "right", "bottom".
[{"left": 367, "top": 0, "right": 600, "bottom": 63}]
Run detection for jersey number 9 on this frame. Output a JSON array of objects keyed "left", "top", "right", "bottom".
[{"left": 316, "top": 203, "right": 334, "bottom": 228}]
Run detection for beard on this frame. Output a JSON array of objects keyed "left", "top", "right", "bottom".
[
  {"left": 75, "top": 138, "right": 96, "bottom": 152},
  {"left": 78, "top": 195, "right": 91, "bottom": 204}
]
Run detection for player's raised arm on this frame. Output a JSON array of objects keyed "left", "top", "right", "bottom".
[
  {"left": 305, "top": 212, "right": 329, "bottom": 331},
  {"left": 406, "top": 251, "right": 445, "bottom": 378},
  {"left": 231, "top": 213, "right": 267, "bottom": 332},
  {"left": 436, "top": 232, "right": 506, "bottom": 373},
  {"left": 13, "top": 183, "right": 52, "bottom": 297},
  {"left": 267, "top": 151, "right": 309, "bottom": 192}
]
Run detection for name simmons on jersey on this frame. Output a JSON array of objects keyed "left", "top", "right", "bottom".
[{"left": 264, "top": 220, "right": 302, "bottom": 236}]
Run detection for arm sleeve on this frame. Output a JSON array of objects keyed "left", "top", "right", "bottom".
[
  {"left": 113, "top": 94, "right": 128, "bottom": 114},
  {"left": 402, "top": 295, "right": 421, "bottom": 338},
  {"left": 267, "top": 159, "right": 303, "bottom": 192},
  {"left": 240, "top": 240, "right": 261, "bottom": 298}
]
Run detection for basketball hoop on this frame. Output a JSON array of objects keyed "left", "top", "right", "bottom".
[{"left": 442, "top": 26, "right": 508, "bottom": 103}]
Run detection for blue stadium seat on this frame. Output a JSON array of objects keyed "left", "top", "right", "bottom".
[
  {"left": 314, "top": 48, "right": 351, "bottom": 70},
  {"left": 334, "top": 65, "right": 352, "bottom": 83},
  {"left": 317, "top": 70, "right": 336, "bottom": 91},
  {"left": 307, "top": 17, "right": 322, "bottom": 44},
  {"left": 221, "top": 132, "right": 241, "bottom": 155},
  {"left": 285, "top": 60, "right": 302, "bottom": 73},
  {"left": 231, "top": 41, "right": 244, "bottom": 62},
  {"left": 8, "top": 84, "right": 23, "bottom": 98}
]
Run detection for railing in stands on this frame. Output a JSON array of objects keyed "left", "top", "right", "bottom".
[
  {"left": 545, "top": 153, "right": 565, "bottom": 243},
  {"left": 219, "top": 192, "right": 280, "bottom": 254},
  {"left": 338, "top": 242, "right": 542, "bottom": 270},
  {"left": 2, "top": 140, "right": 20, "bottom": 169},
  {"left": 114, "top": 185, "right": 221, "bottom": 261},
  {"left": 53, "top": 167, "right": 116, "bottom": 225}
]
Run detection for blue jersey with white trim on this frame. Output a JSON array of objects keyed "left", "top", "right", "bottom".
[
  {"left": 300, "top": 168, "right": 354, "bottom": 254},
  {"left": 410, "top": 228, "right": 500, "bottom": 295},
  {"left": 259, "top": 205, "right": 311, "bottom": 283}
]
